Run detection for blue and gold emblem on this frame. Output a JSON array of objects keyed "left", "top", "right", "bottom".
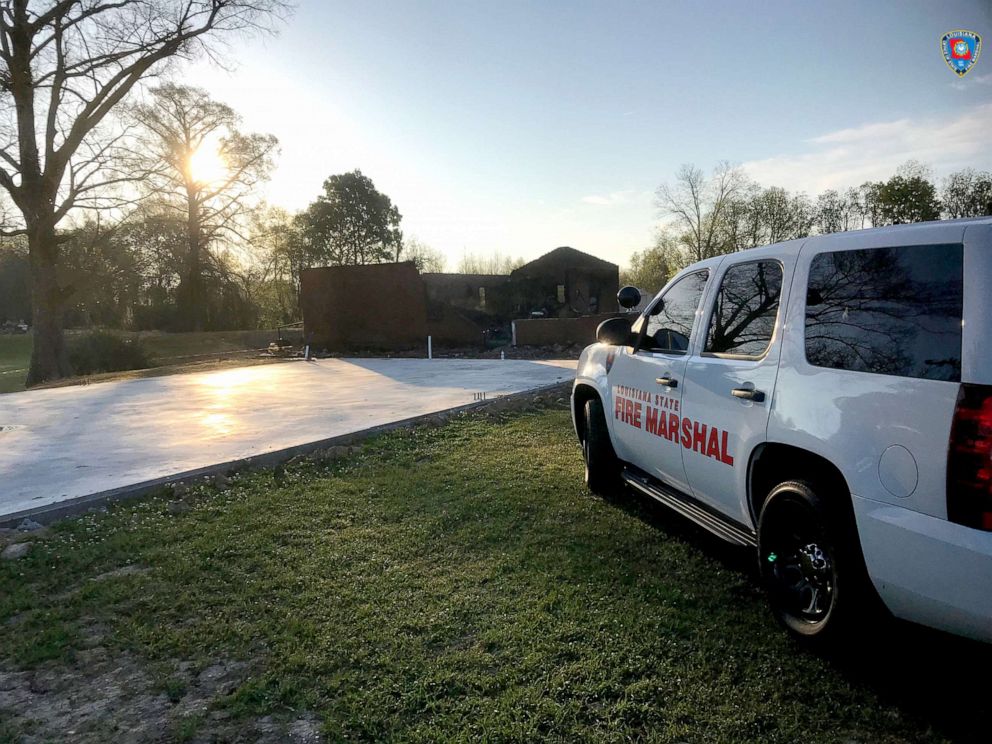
[{"left": 941, "top": 30, "right": 982, "bottom": 77}]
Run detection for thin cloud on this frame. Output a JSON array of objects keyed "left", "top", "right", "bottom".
[
  {"left": 581, "top": 190, "right": 633, "bottom": 206},
  {"left": 580, "top": 189, "right": 652, "bottom": 206},
  {"left": 951, "top": 72, "right": 992, "bottom": 90},
  {"left": 741, "top": 103, "right": 992, "bottom": 194}
]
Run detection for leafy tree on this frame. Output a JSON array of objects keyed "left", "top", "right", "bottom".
[
  {"left": 296, "top": 170, "right": 403, "bottom": 267},
  {"left": 621, "top": 240, "right": 670, "bottom": 293},
  {"left": 116, "top": 209, "right": 188, "bottom": 329},
  {"left": 875, "top": 176, "right": 941, "bottom": 224},
  {"left": 0, "top": 0, "right": 286, "bottom": 386},
  {"left": 58, "top": 219, "right": 145, "bottom": 328},
  {"left": 403, "top": 237, "right": 447, "bottom": 273},
  {"left": 942, "top": 168, "right": 992, "bottom": 219},
  {"left": 127, "top": 84, "right": 278, "bottom": 331},
  {"left": 858, "top": 181, "right": 887, "bottom": 228},
  {"left": 724, "top": 185, "right": 813, "bottom": 249},
  {"left": 862, "top": 163, "right": 941, "bottom": 226},
  {"left": 53, "top": 207, "right": 263, "bottom": 332},
  {"left": 751, "top": 187, "right": 814, "bottom": 244}
]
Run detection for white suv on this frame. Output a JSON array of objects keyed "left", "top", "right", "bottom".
[{"left": 572, "top": 217, "right": 992, "bottom": 644}]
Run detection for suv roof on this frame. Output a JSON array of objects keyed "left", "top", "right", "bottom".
[{"left": 698, "top": 217, "right": 992, "bottom": 268}]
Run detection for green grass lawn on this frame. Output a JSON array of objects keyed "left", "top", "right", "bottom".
[
  {"left": 1, "top": 406, "right": 987, "bottom": 742},
  {"left": 0, "top": 330, "right": 282, "bottom": 393},
  {"left": 0, "top": 334, "right": 31, "bottom": 393},
  {"left": 133, "top": 328, "right": 285, "bottom": 360}
]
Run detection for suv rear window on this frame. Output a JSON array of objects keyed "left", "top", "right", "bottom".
[{"left": 804, "top": 243, "right": 963, "bottom": 381}]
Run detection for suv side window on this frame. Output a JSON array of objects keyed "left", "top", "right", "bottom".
[
  {"left": 704, "top": 260, "right": 783, "bottom": 358},
  {"left": 640, "top": 270, "right": 709, "bottom": 354},
  {"left": 805, "top": 243, "right": 964, "bottom": 381}
]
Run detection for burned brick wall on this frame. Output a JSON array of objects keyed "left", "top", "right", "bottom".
[
  {"left": 300, "top": 247, "right": 620, "bottom": 352},
  {"left": 509, "top": 247, "right": 619, "bottom": 318},
  {"left": 512, "top": 313, "right": 625, "bottom": 347},
  {"left": 421, "top": 273, "right": 510, "bottom": 316},
  {"left": 301, "top": 262, "right": 428, "bottom": 351}
]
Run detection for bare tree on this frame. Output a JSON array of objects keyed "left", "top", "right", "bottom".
[
  {"left": 753, "top": 187, "right": 813, "bottom": 244},
  {"left": 402, "top": 236, "right": 446, "bottom": 273},
  {"left": 127, "top": 83, "right": 277, "bottom": 330},
  {"left": 656, "top": 162, "right": 747, "bottom": 263},
  {"left": 456, "top": 250, "right": 523, "bottom": 275},
  {"left": 815, "top": 189, "right": 866, "bottom": 234},
  {"left": 941, "top": 168, "right": 992, "bottom": 219},
  {"left": 0, "top": 0, "right": 286, "bottom": 385}
]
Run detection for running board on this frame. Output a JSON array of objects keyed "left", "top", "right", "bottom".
[{"left": 621, "top": 468, "right": 757, "bottom": 548}]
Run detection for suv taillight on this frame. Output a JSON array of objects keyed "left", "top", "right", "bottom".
[{"left": 948, "top": 384, "right": 992, "bottom": 531}]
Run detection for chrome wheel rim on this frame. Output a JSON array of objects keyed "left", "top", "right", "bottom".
[{"left": 763, "top": 500, "right": 836, "bottom": 624}]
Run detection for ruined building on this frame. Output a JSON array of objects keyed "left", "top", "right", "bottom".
[{"left": 301, "top": 246, "right": 619, "bottom": 351}]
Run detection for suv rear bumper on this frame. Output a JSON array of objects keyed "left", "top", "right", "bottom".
[{"left": 853, "top": 495, "right": 992, "bottom": 643}]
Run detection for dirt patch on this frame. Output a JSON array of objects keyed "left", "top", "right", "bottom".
[{"left": 0, "top": 651, "right": 323, "bottom": 743}]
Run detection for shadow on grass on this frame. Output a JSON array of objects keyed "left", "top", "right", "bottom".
[
  {"left": 602, "top": 481, "right": 991, "bottom": 744},
  {"left": 821, "top": 621, "right": 991, "bottom": 743}
]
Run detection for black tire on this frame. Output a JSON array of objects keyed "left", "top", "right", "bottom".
[
  {"left": 757, "top": 480, "right": 874, "bottom": 644},
  {"left": 581, "top": 397, "right": 621, "bottom": 495}
]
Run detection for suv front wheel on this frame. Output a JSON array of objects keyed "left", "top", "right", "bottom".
[
  {"left": 581, "top": 397, "right": 621, "bottom": 495},
  {"left": 757, "top": 480, "right": 869, "bottom": 644}
]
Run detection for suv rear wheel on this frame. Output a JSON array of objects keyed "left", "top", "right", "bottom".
[
  {"left": 581, "top": 397, "right": 621, "bottom": 495},
  {"left": 757, "top": 480, "right": 871, "bottom": 644}
]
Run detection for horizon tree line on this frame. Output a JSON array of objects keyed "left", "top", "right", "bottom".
[{"left": 622, "top": 160, "right": 992, "bottom": 291}]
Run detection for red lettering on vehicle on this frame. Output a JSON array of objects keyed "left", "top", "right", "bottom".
[
  {"left": 645, "top": 405, "right": 660, "bottom": 435},
  {"left": 692, "top": 421, "right": 707, "bottom": 454},
  {"left": 720, "top": 430, "right": 734, "bottom": 466},
  {"left": 706, "top": 426, "right": 721, "bottom": 460},
  {"left": 610, "top": 386, "right": 735, "bottom": 467}
]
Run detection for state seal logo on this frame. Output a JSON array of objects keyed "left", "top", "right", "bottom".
[{"left": 941, "top": 30, "right": 982, "bottom": 77}]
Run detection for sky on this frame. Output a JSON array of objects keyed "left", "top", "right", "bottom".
[{"left": 182, "top": 0, "right": 992, "bottom": 270}]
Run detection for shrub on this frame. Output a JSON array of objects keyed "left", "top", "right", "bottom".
[{"left": 68, "top": 332, "right": 154, "bottom": 376}]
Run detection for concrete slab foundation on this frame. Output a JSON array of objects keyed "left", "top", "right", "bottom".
[{"left": 0, "top": 358, "right": 575, "bottom": 524}]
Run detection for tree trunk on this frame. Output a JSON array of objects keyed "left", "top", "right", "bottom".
[
  {"left": 26, "top": 222, "right": 72, "bottom": 386},
  {"left": 176, "top": 251, "right": 204, "bottom": 331},
  {"left": 177, "top": 192, "right": 206, "bottom": 331}
]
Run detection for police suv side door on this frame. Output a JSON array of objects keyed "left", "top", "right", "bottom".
[
  {"left": 607, "top": 268, "right": 713, "bottom": 494},
  {"left": 679, "top": 253, "right": 796, "bottom": 524}
]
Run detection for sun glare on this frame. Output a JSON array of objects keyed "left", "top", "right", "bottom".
[{"left": 188, "top": 141, "right": 228, "bottom": 186}]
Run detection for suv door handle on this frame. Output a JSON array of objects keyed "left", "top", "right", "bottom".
[
  {"left": 656, "top": 376, "right": 678, "bottom": 388},
  {"left": 731, "top": 387, "right": 765, "bottom": 402}
]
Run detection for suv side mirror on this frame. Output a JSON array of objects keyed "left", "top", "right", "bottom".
[
  {"left": 597, "top": 317, "right": 637, "bottom": 346},
  {"left": 617, "top": 286, "right": 641, "bottom": 309}
]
